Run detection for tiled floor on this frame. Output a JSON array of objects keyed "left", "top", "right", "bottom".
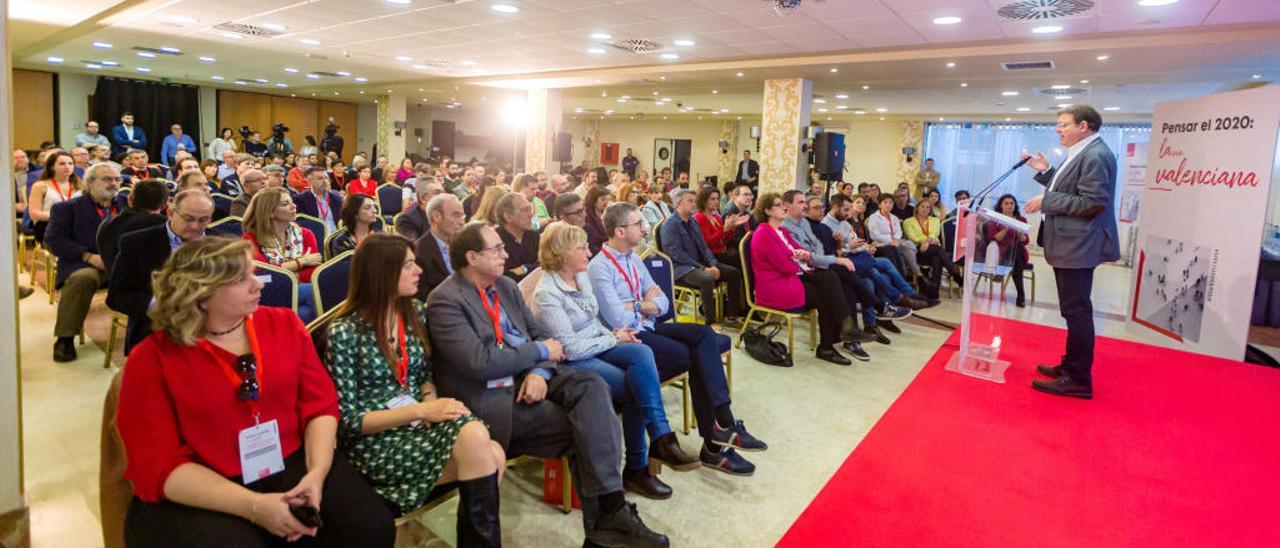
[{"left": 15, "top": 255, "right": 1260, "bottom": 547}]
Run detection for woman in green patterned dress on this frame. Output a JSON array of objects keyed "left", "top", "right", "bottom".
[{"left": 325, "top": 233, "right": 505, "bottom": 547}]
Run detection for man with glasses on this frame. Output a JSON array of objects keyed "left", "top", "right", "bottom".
[
  {"left": 552, "top": 192, "right": 587, "bottom": 229},
  {"left": 228, "top": 169, "right": 267, "bottom": 217},
  {"left": 723, "top": 183, "right": 758, "bottom": 252},
  {"left": 107, "top": 189, "right": 214, "bottom": 354},
  {"left": 160, "top": 123, "right": 197, "bottom": 168},
  {"left": 295, "top": 167, "right": 343, "bottom": 232},
  {"left": 95, "top": 179, "right": 169, "bottom": 276},
  {"left": 45, "top": 163, "right": 123, "bottom": 362},
  {"left": 75, "top": 120, "right": 111, "bottom": 149},
  {"left": 414, "top": 194, "right": 468, "bottom": 298}
]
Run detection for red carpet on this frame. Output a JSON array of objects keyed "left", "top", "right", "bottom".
[{"left": 778, "top": 316, "right": 1280, "bottom": 548}]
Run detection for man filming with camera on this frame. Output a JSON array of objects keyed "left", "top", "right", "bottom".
[{"left": 267, "top": 123, "right": 293, "bottom": 157}]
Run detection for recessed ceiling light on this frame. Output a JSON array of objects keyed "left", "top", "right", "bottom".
[
  {"left": 960, "top": 82, "right": 968, "bottom": 87},
  {"left": 386, "top": 0, "right": 413, "bottom": 4},
  {"left": 835, "top": 93, "right": 849, "bottom": 99},
  {"left": 418, "top": 88, "right": 424, "bottom": 92},
  {"left": 255, "top": 78, "right": 268, "bottom": 83},
  {"left": 735, "top": 72, "right": 744, "bottom": 77},
  {"left": 336, "top": 71, "right": 350, "bottom": 76},
  {"left": 661, "top": 97, "right": 672, "bottom": 102},
  {"left": 587, "top": 48, "right": 606, "bottom": 54},
  {"left": 138, "top": 51, "right": 156, "bottom": 58},
  {"left": 284, "top": 67, "right": 299, "bottom": 73},
  {"left": 861, "top": 85, "right": 870, "bottom": 90},
  {"left": 617, "top": 98, "right": 628, "bottom": 103},
  {"left": 136, "top": 67, "right": 151, "bottom": 73},
  {"left": 1055, "top": 95, "right": 1073, "bottom": 100},
  {"left": 1006, "top": 118, "right": 1012, "bottom": 121},
  {"left": 300, "top": 38, "right": 320, "bottom": 45},
  {"left": 933, "top": 16, "right": 962, "bottom": 25},
  {"left": 198, "top": 56, "right": 215, "bottom": 63},
  {"left": 590, "top": 32, "right": 612, "bottom": 40},
  {"left": 92, "top": 42, "right": 112, "bottom": 49},
  {"left": 673, "top": 39, "right": 696, "bottom": 47},
  {"left": 1057, "top": 103, "right": 1072, "bottom": 108},
  {"left": 1032, "top": 25, "right": 1063, "bottom": 34},
  {"left": 1016, "top": 107, "right": 1031, "bottom": 112},
  {"left": 1080, "top": 79, "right": 1090, "bottom": 84},
  {"left": 260, "top": 23, "right": 287, "bottom": 32},
  {"left": 1137, "top": 0, "right": 1178, "bottom": 6},
  {"left": 222, "top": 32, "right": 245, "bottom": 40},
  {"left": 102, "top": 60, "right": 118, "bottom": 66},
  {"left": 720, "top": 108, "right": 729, "bottom": 113},
  {"left": 1051, "top": 84, "right": 1071, "bottom": 90},
  {"left": 711, "top": 89, "right": 718, "bottom": 94},
  {"left": 875, "top": 107, "right": 887, "bottom": 112},
  {"left": 333, "top": 92, "right": 340, "bottom": 96},
  {"left": 354, "top": 77, "right": 368, "bottom": 82},
  {"left": 86, "top": 63, "right": 102, "bottom": 70},
  {"left": 660, "top": 53, "right": 679, "bottom": 60},
  {"left": 814, "top": 98, "right": 826, "bottom": 103},
  {"left": 412, "top": 64, "right": 428, "bottom": 69},
  {"left": 836, "top": 105, "right": 848, "bottom": 110},
  {"left": 1096, "top": 55, "right": 1110, "bottom": 61},
  {"left": 395, "top": 55, "right": 413, "bottom": 62},
  {"left": 829, "top": 67, "right": 838, "bottom": 73},
  {"left": 938, "top": 117, "right": 945, "bottom": 121},
  {"left": 159, "top": 46, "right": 180, "bottom": 53},
  {"left": 945, "top": 62, "right": 955, "bottom": 68},
  {"left": 276, "top": 83, "right": 288, "bottom": 88},
  {"left": 601, "top": 91, "right": 608, "bottom": 97},
  {"left": 360, "top": 91, "right": 366, "bottom": 94},
  {"left": 1252, "top": 74, "right": 1263, "bottom": 79},
  {"left": 171, "top": 15, "right": 199, "bottom": 24},
  {"left": 1104, "top": 106, "right": 1120, "bottom": 111},
  {"left": 1001, "top": 91, "right": 1020, "bottom": 97},
  {"left": 306, "top": 74, "right": 319, "bottom": 79},
  {"left": 491, "top": 4, "right": 519, "bottom": 14},
  {"left": 211, "top": 75, "right": 224, "bottom": 80},
  {"left": 817, "top": 108, "right": 829, "bottom": 113},
  {"left": 234, "top": 81, "right": 246, "bottom": 86},
  {"left": 386, "top": 89, "right": 393, "bottom": 93}
]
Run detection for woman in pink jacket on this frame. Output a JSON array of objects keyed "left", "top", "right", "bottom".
[{"left": 749, "top": 193, "right": 855, "bottom": 365}]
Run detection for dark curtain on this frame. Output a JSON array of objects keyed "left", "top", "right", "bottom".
[{"left": 91, "top": 77, "right": 201, "bottom": 163}]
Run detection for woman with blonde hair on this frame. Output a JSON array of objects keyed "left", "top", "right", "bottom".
[
  {"left": 324, "top": 233, "right": 504, "bottom": 545},
  {"left": 242, "top": 187, "right": 322, "bottom": 321},
  {"left": 471, "top": 186, "right": 508, "bottom": 225},
  {"left": 116, "top": 236, "right": 395, "bottom": 547},
  {"left": 28, "top": 151, "right": 83, "bottom": 241}
]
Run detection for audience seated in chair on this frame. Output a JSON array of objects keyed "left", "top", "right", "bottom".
[
  {"left": 583, "top": 186, "right": 612, "bottom": 255},
  {"left": 106, "top": 190, "right": 213, "bottom": 355},
  {"left": 591, "top": 202, "right": 765, "bottom": 483},
  {"left": 327, "top": 193, "right": 381, "bottom": 257},
  {"left": 867, "top": 194, "right": 928, "bottom": 295},
  {"left": 660, "top": 189, "right": 744, "bottom": 326},
  {"left": 985, "top": 193, "right": 1031, "bottom": 307},
  {"left": 721, "top": 183, "right": 758, "bottom": 254},
  {"left": 425, "top": 221, "right": 669, "bottom": 548},
  {"left": 96, "top": 179, "right": 168, "bottom": 276},
  {"left": 495, "top": 192, "right": 540, "bottom": 283},
  {"left": 904, "top": 200, "right": 964, "bottom": 294},
  {"left": 115, "top": 236, "right": 395, "bottom": 548},
  {"left": 294, "top": 167, "right": 343, "bottom": 234},
  {"left": 551, "top": 193, "right": 587, "bottom": 231},
  {"left": 323, "top": 233, "right": 505, "bottom": 546},
  {"left": 413, "top": 194, "right": 467, "bottom": 299},
  {"left": 824, "top": 194, "right": 935, "bottom": 313},
  {"left": 45, "top": 163, "right": 122, "bottom": 362},
  {"left": 750, "top": 192, "right": 855, "bottom": 365},
  {"left": 28, "top": 151, "right": 82, "bottom": 244},
  {"left": 395, "top": 177, "right": 444, "bottom": 242},
  {"left": 228, "top": 168, "right": 267, "bottom": 218},
  {"left": 534, "top": 222, "right": 702, "bottom": 500},
  {"left": 694, "top": 185, "right": 748, "bottom": 266},
  {"left": 242, "top": 187, "right": 321, "bottom": 322}
]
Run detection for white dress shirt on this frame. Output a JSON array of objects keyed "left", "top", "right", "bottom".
[{"left": 1048, "top": 133, "right": 1101, "bottom": 192}]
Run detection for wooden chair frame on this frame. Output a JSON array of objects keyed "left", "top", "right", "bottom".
[{"left": 736, "top": 230, "right": 818, "bottom": 353}]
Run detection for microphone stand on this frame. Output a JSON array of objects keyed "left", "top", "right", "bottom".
[{"left": 972, "top": 157, "right": 1029, "bottom": 209}]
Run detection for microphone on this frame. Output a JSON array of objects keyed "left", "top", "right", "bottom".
[
  {"left": 973, "top": 157, "right": 1030, "bottom": 208},
  {"left": 1011, "top": 155, "right": 1030, "bottom": 170}
]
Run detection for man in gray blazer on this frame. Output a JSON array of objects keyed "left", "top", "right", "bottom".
[
  {"left": 426, "top": 221, "right": 669, "bottom": 548},
  {"left": 1022, "top": 104, "right": 1119, "bottom": 400}
]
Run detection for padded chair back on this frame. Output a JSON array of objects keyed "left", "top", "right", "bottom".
[
  {"left": 739, "top": 230, "right": 760, "bottom": 308},
  {"left": 518, "top": 267, "right": 544, "bottom": 319},
  {"left": 313, "top": 251, "right": 354, "bottom": 316},
  {"left": 306, "top": 306, "right": 345, "bottom": 361},
  {"left": 206, "top": 216, "right": 243, "bottom": 237},
  {"left": 376, "top": 184, "right": 403, "bottom": 223},
  {"left": 641, "top": 250, "right": 677, "bottom": 324},
  {"left": 295, "top": 214, "right": 327, "bottom": 247},
  {"left": 942, "top": 217, "right": 957, "bottom": 257},
  {"left": 651, "top": 218, "right": 666, "bottom": 252},
  {"left": 323, "top": 227, "right": 348, "bottom": 260},
  {"left": 254, "top": 261, "right": 299, "bottom": 310},
  {"left": 210, "top": 192, "right": 234, "bottom": 216}
]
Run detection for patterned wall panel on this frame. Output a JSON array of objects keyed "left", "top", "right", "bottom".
[
  {"left": 896, "top": 119, "right": 924, "bottom": 191},
  {"left": 524, "top": 88, "right": 549, "bottom": 175},
  {"left": 759, "top": 78, "right": 812, "bottom": 196},
  {"left": 717, "top": 119, "right": 738, "bottom": 187},
  {"left": 584, "top": 117, "right": 601, "bottom": 169},
  {"left": 375, "top": 95, "right": 390, "bottom": 160}
]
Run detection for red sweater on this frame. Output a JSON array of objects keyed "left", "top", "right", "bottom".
[
  {"left": 243, "top": 227, "right": 320, "bottom": 283},
  {"left": 117, "top": 307, "right": 339, "bottom": 502},
  {"left": 347, "top": 177, "right": 377, "bottom": 197},
  {"left": 694, "top": 211, "right": 728, "bottom": 254},
  {"left": 750, "top": 223, "right": 806, "bottom": 310}
]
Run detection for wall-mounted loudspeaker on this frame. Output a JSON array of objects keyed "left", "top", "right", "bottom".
[
  {"left": 814, "top": 132, "right": 846, "bottom": 179},
  {"left": 750, "top": 126, "right": 761, "bottom": 139}
]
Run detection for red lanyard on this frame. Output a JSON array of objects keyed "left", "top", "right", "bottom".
[
  {"left": 316, "top": 193, "right": 330, "bottom": 220},
  {"left": 881, "top": 212, "right": 897, "bottom": 238},
  {"left": 197, "top": 315, "right": 265, "bottom": 419},
  {"left": 601, "top": 248, "right": 641, "bottom": 302},
  {"left": 53, "top": 180, "right": 74, "bottom": 202},
  {"left": 95, "top": 203, "right": 117, "bottom": 220},
  {"left": 394, "top": 314, "right": 409, "bottom": 389},
  {"left": 475, "top": 285, "right": 504, "bottom": 347}
]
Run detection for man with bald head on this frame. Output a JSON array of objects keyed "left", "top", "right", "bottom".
[{"left": 414, "top": 194, "right": 468, "bottom": 298}]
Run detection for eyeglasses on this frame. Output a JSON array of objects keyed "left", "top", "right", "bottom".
[
  {"left": 235, "top": 354, "right": 259, "bottom": 401},
  {"left": 561, "top": 208, "right": 586, "bottom": 217},
  {"left": 478, "top": 243, "right": 507, "bottom": 255}
]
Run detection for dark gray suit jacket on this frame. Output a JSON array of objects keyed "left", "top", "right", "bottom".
[
  {"left": 1034, "top": 137, "right": 1120, "bottom": 269},
  {"left": 426, "top": 273, "right": 560, "bottom": 446}
]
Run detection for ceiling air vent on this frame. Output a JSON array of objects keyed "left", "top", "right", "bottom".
[
  {"left": 133, "top": 46, "right": 182, "bottom": 56},
  {"left": 1039, "top": 87, "right": 1087, "bottom": 95},
  {"left": 610, "top": 39, "right": 660, "bottom": 54},
  {"left": 996, "top": 0, "right": 1095, "bottom": 21},
  {"left": 310, "top": 71, "right": 345, "bottom": 78},
  {"left": 213, "top": 22, "right": 284, "bottom": 37},
  {"left": 1002, "top": 60, "right": 1055, "bottom": 71}
]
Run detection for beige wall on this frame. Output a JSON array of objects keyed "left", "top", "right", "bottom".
[{"left": 842, "top": 119, "right": 904, "bottom": 187}]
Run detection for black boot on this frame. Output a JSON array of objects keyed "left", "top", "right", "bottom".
[
  {"left": 456, "top": 473, "right": 502, "bottom": 548},
  {"left": 1012, "top": 275, "right": 1026, "bottom": 307}
]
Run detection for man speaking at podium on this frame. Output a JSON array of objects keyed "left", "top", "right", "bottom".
[{"left": 1021, "top": 105, "right": 1119, "bottom": 400}]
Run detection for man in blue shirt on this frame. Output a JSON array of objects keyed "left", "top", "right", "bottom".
[
  {"left": 160, "top": 123, "right": 197, "bottom": 168},
  {"left": 658, "top": 189, "right": 743, "bottom": 325},
  {"left": 591, "top": 202, "right": 765, "bottom": 483}
]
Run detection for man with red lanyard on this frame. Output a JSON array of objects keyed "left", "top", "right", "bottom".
[
  {"left": 45, "top": 163, "right": 122, "bottom": 362},
  {"left": 589, "top": 202, "right": 766, "bottom": 483},
  {"left": 294, "top": 167, "right": 342, "bottom": 233}
]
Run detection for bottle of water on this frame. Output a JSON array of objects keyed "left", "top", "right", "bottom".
[{"left": 985, "top": 241, "right": 1000, "bottom": 274}]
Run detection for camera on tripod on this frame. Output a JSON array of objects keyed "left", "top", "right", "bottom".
[
  {"left": 272, "top": 123, "right": 290, "bottom": 137},
  {"left": 238, "top": 126, "right": 252, "bottom": 139}
]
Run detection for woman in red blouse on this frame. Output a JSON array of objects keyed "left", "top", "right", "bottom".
[
  {"left": 346, "top": 165, "right": 378, "bottom": 197},
  {"left": 243, "top": 187, "right": 322, "bottom": 323},
  {"left": 116, "top": 236, "right": 394, "bottom": 547},
  {"left": 693, "top": 185, "right": 748, "bottom": 265},
  {"left": 984, "top": 194, "right": 1031, "bottom": 307}
]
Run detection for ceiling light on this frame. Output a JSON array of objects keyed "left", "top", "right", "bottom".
[
  {"left": 276, "top": 83, "right": 288, "bottom": 88},
  {"left": 354, "top": 77, "right": 368, "bottom": 82},
  {"left": 835, "top": 93, "right": 849, "bottom": 99},
  {"left": 1057, "top": 103, "right": 1072, "bottom": 108},
  {"left": 234, "top": 81, "right": 246, "bottom": 86},
  {"left": 102, "top": 60, "right": 118, "bottom": 66},
  {"left": 138, "top": 51, "right": 156, "bottom": 58},
  {"left": 159, "top": 46, "right": 180, "bottom": 53},
  {"left": 1016, "top": 107, "right": 1031, "bottom": 112},
  {"left": 945, "top": 62, "right": 955, "bottom": 68},
  {"left": 1055, "top": 95, "right": 1073, "bottom": 100},
  {"left": 673, "top": 39, "right": 696, "bottom": 47},
  {"left": 587, "top": 48, "right": 607, "bottom": 54},
  {"left": 222, "top": 32, "right": 245, "bottom": 40},
  {"left": 396, "top": 55, "right": 412, "bottom": 61},
  {"left": 1002, "top": 91, "right": 1019, "bottom": 96},
  {"left": 300, "top": 38, "right": 320, "bottom": 45},
  {"left": 817, "top": 108, "right": 829, "bottom": 113},
  {"left": 360, "top": 91, "right": 366, "bottom": 94},
  {"left": 659, "top": 75, "right": 666, "bottom": 80},
  {"left": 617, "top": 98, "right": 628, "bottom": 103},
  {"left": 1104, "top": 106, "right": 1120, "bottom": 111},
  {"left": 333, "top": 92, "right": 339, "bottom": 96},
  {"left": 306, "top": 74, "right": 320, "bottom": 79},
  {"left": 386, "top": 0, "right": 413, "bottom": 4},
  {"left": 933, "top": 16, "right": 962, "bottom": 25},
  {"left": 260, "top": 23, "right": 287, "bottom": 32},
  {"left": 198, "top": 56, "right": 215, "bottom": 63},
  {"left": 720, "top": 108, "right": 729, "bottom": 113},
  {"left": 590, "top": 32, "right": 612, "bottom": 40},
  {"left": 736, "top": 72, "right": 744, "bottom": 77},
  {"left": 861, "top": 85, "right": 870, "bottom": 90},
  {"left": 1096, "top": 55, "right": 1110, "bottom": 61},
  {"left": 661, "top": 97, "right": 672, "bottom": 102},
  {"left": 170, "top": 15, "right": 199, "bottom": 24},
  {"left": 836, "top": 105, "right": 848, "bottom": 110},
  {"left": 419, "top": 88, "right": 424, "bottom": 92},
  {"left": 136, "top": 67, "right": 151, "bottom": 73},
  {"left": 1032, "top": 25, "right": 1063, "bottom": 34},
  {"left": 960, "top": 82, "right": 968, "bottom": 87},
  {"left": 601, "top": 91, "right": 608, "bottom": 97},
  {"left": 938, "top": 117, "right": 945, "bottom": 121},
  {"left": 660, "top": 53, "right": 679, "bottom": 60},
  {"left": 711, "top": 89, "right": 718, "bottom": 94},
  {"left": 255, "top": 78, "right": 269, "bottom": 83},
  {"left": 1080, "top": 79, "right": 1090, "bottom": 84},
  {"left": 1252, "top": 74, "right": 1263, "bottom": 79},
  {"left": 284, "top": 67, "right": 298, "bottom": 73},
  {"left": 1051, "top": 84, "right": 1071, "bottom": 90},
  {"left": 605, "top": 109, "right": 615, "bottom": 114},
  {"left": 1137, "top": 0, "right": 1178, "bottom": 6},
  {"left": 86, "top": 63, "right": 102, "bottom": 70},
  {"left": 491, "top": 4, "right": 519, "bottom": 14},
  {"left": 1005, "top": 118, "right": 1012, "bottom": 122},
  {"left": 875, "top": 107, "right": 887, "bottom": 112},
  {"left": 829, "top": 67, "right": 838, "bottom": 73},
  {"left": 814, "top": 98, "right": 826, "bottom": 103},
  {"left": 211, "top": 75, "right": 224, "bottom": 81},
  {"left": 387, "top": 89, "right": 393, "bottom": 93},
  {"left": 652, "top": 91, "right": 659, "bottom": 96},
  {"left": 854, "top": 110, "right": 866, "bottom": 115},
  {"left": 92, "top": 42, "right": 112, "bottom": 49},
  {"left": 412, "top": 64, "right": 428, "bottom": 69}
]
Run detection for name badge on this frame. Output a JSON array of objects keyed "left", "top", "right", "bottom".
[
  {"left": 486, "top": 376, "right": 515, "bottom": 390},
  {"left": 238, "top": 419, "right": 285, "bottom": 484},
  {"left": 385, "top": 394, "right": 422, "bottom": 427}
]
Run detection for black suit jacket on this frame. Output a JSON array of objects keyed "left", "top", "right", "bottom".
[
  {"left": 106, "top": 224, "right": 174, "bottom": 353},
  {"left": 413, "top": 231, "right": 453, "bottom": 300},
  {"left": 394, "top": 205, "right": 430, "bottom": 242},
  {"left": 46, "top": 195, "right": 114, "bottom": 288},
  {"left": 96, "top": 209, "right": 166, "bottom": 276},
  {"left": 294, "top": 190, "right": 343, "bottom": 222},
  {"left": 735, "top": 159, "right": 759, "bottom": 185}
]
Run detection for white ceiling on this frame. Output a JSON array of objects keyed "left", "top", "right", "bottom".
[{"left": 9, "top": 0, "right": 1280, "bottom": 117}]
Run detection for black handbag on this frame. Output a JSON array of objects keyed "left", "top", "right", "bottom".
[{"left": 741, "top": 321, "right": 793, "bottom": 367}]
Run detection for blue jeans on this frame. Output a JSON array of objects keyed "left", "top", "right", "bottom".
[
  {"left": 564, "top": 343, "right": 668, "bottom": 472},
  {"left": 637, "top": 323, "right": 733, "bottom": 445},
  {"left": 851, "top": 251, "right": 916, "bottom": 305}
]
